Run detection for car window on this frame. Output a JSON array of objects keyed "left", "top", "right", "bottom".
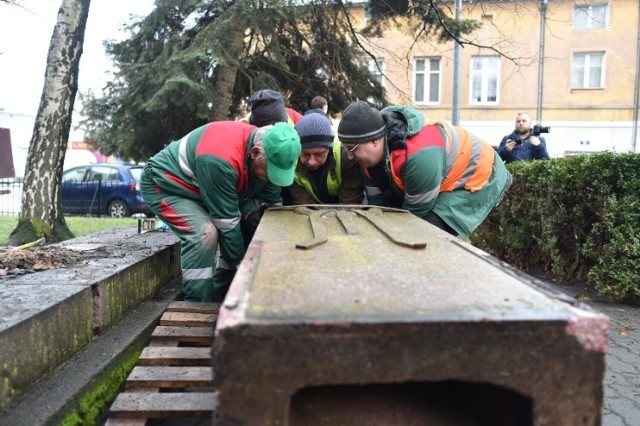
[
  {"left": 87, "top": 166, "right": 119, "bottom": 182},
  {"left": 129, "top": 167, "right": 143, "bottom": 181},
  {"left": 62, "top": 167, "right": 89, "bottom": 184}
]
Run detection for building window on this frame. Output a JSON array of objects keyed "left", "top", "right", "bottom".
[
  {"left": 414, "top": 58, "right": 440, "bottom": 103},
  {"left": 572, "top": 52, "right": 605, "bottom": 88},
  {"left": 470, "top": 56, "right": 499, "bottom": 104},
  {"left": 573, "top": 4, "right": 608, "bottom": 29},
  {"left": 368, "top": 58, "right": 384, "bottom": 87}
]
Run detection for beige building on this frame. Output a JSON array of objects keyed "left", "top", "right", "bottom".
[{"left": 350, "top": 0, "right": 640, "bottom": 157}]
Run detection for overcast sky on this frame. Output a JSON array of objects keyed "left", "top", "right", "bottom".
[{"left": 0, "top": 0, "right": 154, "bottom": 118}]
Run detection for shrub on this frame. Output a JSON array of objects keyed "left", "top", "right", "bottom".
[{"left": 471, "top": 152, "right": 640, "bottom": 304}]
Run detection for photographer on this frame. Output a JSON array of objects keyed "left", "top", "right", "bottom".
[{"left": 497, "top": 112, "right": 550, "bottom": 164}]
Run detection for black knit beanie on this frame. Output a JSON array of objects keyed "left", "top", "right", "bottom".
[
  {"left": 337, "top": 101, "right": 386, "bottom": 144},
  {"left": 294, "top": 113, "right": 334, "bottom": 149},
  {"left": 250, "top": 89, "right": 288, "bottom": 127}
]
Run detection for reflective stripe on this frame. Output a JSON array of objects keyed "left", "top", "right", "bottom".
[
  {"left": 182, "top": 266, "right": 214, "bottom": 280},
  {"left": 364, "top": 185, "right": 382, "bottom": 197},
  {"left": 217, "top": 257, "right": 236, "bottom": 270},
  {"left": 439, "top": 123, "right": 491, "bottom": 192},
  {"left": 213, "top": 217, "right": 240, "bottom": 230},
  {"left": 179, "top": 133, "right": 196, "bottom": 182},
  {"left": 443, "top": 123, "right": 459, "bottom": 175},
  {"left": 405, "top": 185, "right": 440, "bottom": 205},
  {"left": 454, "top": 132, "right": 483, "bottom": 190}
]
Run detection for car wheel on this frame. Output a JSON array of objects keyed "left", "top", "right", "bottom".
[{"left": 108, "top": 200, "right": 130, "bottom": 218}]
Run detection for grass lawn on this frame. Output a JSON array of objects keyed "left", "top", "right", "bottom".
[{"left": 0, "top": 216, "right": 139, "bottom": 246}]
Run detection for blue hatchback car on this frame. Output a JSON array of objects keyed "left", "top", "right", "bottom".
[{"left": 61, "top": 163, "right": 151, "bottom": 218}]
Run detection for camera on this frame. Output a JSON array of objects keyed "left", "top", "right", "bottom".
[{"left": 532, "top": 124, "right": 550, "bottom": 136}]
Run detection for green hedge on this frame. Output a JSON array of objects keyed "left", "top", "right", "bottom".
[{"left": 470, "top": 152, "right": 640, "bottom": 304}]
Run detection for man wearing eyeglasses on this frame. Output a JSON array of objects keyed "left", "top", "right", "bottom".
[{"left": 337, "top": 101, "right": 511, "bottom": 239}]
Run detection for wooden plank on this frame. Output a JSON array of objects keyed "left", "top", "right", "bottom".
[
  {"left": 109, "top": 392, "right": 216, "bottom": 418},
  {"left": 138, "top": 346, "right": 211, "bottom": 366},
  {"left": 148, "top": 339, "right": 179, "bottom": 347},
  {"left": 151, "top": 326, "right": 213, "bottom": 345},
  {"left": 159, "top": 311, "right": 217, "bottom": 327},
  {"left": 126, "top": 366, "right": 213, "bottom": 389},
  {"left": 166, "top": 301, "right": 220, "bottom": 314},
  {"left": 104, "top": 418, "right": 146, "bottom": 426}
]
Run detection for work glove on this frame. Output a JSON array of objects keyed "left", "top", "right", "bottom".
[
  {"left": 241, "top": 204, "right": 268, "bottom": 248},
  {"left": 245, "top": 204, "right": 268, "bottom": 229}
]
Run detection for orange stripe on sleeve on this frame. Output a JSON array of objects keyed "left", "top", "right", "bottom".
[{"left": 465, "top": 143, "right": 495, "bottom": 192}]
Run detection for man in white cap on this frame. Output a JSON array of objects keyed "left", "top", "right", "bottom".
[{"left": 140, "top": 122, "right": 301, "bottom": 302}]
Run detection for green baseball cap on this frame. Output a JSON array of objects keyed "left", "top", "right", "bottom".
[{"left": 263, "top": 122, "right": 301, "bottom": 187}]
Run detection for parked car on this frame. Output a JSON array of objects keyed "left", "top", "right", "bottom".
[{"left": 61, "top": 163, "right": 152, "bottom": 218}]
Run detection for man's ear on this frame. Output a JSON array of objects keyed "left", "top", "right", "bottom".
[{"left": 249, "top": 146, "right": 262, "bottom": 160}]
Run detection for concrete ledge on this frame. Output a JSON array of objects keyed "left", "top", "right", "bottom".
[
  {"left": 1, "top": 279, "right": 182, "bottom": 425},
  {"left": 0, "top": 285, "right": 93, "bottom": 411},
  {"left": 0, "top": 227, "right": 180, "bottom": 412}
]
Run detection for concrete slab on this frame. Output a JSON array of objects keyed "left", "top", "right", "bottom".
[
  {"left": 5, "top": 227, "right": 181, "bottom": 332},
  {"left": 214, "top": 206, "right": 609, "bottom": 425},
  {"left": 0, "top": 284, "right": 93, "bottom": 412},
  {"left": 0, "top": 227, "right": 180, "bottom": 412},
  {"left": 1, "top": 279, "right": 182, "bottom": 425}
]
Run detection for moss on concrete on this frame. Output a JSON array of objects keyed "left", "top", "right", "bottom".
[
  {"left": 95, "top": 246, "right": 180, "bottom": 333},
  {"left": 59, "top": 343, "right": 144, "bottom": 426},
  {"left": 0, "top": 288, "right": 93, "bottom": 412}
]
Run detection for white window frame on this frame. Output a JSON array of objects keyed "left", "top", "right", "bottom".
[
  {"left": 573, "top": 4, "right": 608, "bottom": 29},
  {"left": 572, "top": 52, "right": 605, "bottom": 89},
  {"left": 469, "top": 56, "right": 499, "bottom": 105},
  {"left": 413, "top": 57, "right": 441, "bottom": 104}
]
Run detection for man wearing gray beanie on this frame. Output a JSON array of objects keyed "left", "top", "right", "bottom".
[
  {"left": 288, "top": 113, "right": 364, "bottom": 205},
  {"left": 337, "top": 101, "right": 511, "bottom": 239}
]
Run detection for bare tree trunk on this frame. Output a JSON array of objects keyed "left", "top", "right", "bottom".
[{"left": 8, "top": 0, "right": 91, "bottom": 246}]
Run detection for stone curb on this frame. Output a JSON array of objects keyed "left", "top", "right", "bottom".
[{"left": 1, "top": 279, "right": 182, "bottom": 425}]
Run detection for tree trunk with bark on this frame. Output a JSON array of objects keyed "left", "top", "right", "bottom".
[
  {"left": 8, "top": 0, "right": 91, "bottom": 246},
  {"left": 209, "top": 8, "right": 246, "bottom": 121}
]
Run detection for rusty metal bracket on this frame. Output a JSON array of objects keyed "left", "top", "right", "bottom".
[
  {"left": 354, "top": 208, "right": 427, "bottom": 249},
  {"left": 335, "top": 210, "right": 359, "bottom": 235},
  {"left": 294, "top": 207, "right": 328, "bottom": 250},
  {"left": 278, "top": 205, "right": 427, "bottom": 250}
]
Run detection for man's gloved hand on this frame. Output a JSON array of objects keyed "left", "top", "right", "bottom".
[
  {"left": 241, "top": 204, "right": 268, "bottom": 248},
  {"left": 245, "top": 204, "right": 267, "bottom": 230}
]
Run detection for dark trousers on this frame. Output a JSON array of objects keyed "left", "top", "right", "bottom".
[{"left": 425, "top": 211, "right": 458, "bottom": 236}]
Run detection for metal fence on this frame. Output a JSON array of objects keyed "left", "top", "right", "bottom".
[{"left": 0, "top": 180, "right": 22, "bottom": 216}]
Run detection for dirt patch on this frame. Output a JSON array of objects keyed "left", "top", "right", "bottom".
[{"left": 0, "top": 245, "right": 115, "bottom": 276}]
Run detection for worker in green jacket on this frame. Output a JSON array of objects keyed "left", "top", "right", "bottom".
[
  {"left": 337, "top": 101, "right": 511, "bottom": 238},
  {"left": 289, "top": 113, "right": 363, "bottom": 205},
  {"left": 140, "top": 122, "right": 301, "bottom": 302}
]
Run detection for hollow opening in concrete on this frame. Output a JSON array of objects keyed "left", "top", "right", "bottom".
[{"left": 288, "top": 380, "right": 532, "bottom": 425}]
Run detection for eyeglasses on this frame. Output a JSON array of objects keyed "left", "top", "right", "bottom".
[{"left": 347, "top": 143, "right": 361, "bottom": 153}]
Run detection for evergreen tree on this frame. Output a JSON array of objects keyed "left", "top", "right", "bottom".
[{"left": 81, "top": 0, "right": 481, "bottom": 161}]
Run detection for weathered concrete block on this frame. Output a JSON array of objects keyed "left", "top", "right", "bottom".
[
  {"left": 213, "top": 206, "right": 609, "bottom": 425},
  {"left": 0, "top": 227, "right": 180, "bottom": 412},
  {"left": 0, "top": 284, "right": 93, "bottom": 412}
]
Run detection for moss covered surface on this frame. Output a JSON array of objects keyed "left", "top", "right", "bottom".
[{"left": 59, "top": 342, "right": 145, "bottom": 426}]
